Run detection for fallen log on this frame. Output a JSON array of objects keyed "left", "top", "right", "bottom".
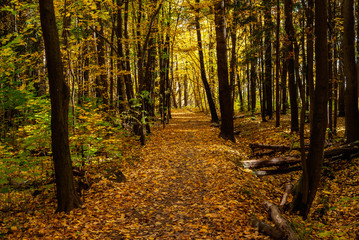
[
  {"left": 249, "top": 143, "right": 291, "bottom": 152},
  {"left": 280, "top": 183, "right": 292, "bottom": 207},
  {"left": 234, "top": 112, "right": 260, "bottom": 119},
  {"left": 324, "top": 145, "right": 359, "bottom": 158},
  {"left": 251, "top": 215, "right": 283, "bottom": 239},
  {"left": 253, "top": 166, "right": 302, "bottom": 176},
  {"left": 246, "top": 143, "right": 359, "bottom": 169},
  {"left": 264, "top": 201, "right": 298, "bottom": 240},
  {"left": 243, "top": 156, "right": 300, "bottom": 169},
  {"left": 252, "top": 150, "right": 275, "bottom": 157}
]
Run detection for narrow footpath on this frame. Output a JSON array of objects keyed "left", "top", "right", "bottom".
[
  {"left": 114, "top": 110, "right": 255, "bottom": 239},
  {"left": 13, "top": 110, "right": 262, "bottom": 239}
]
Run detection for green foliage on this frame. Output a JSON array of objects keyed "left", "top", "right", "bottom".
[
  {"left": 0, "top": 96, "right": 52, "bottom": 194},
  {"left": 69, "top": 102, "right": 126, "bottom": 166}
]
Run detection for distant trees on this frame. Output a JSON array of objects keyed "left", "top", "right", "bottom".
[{"left": 2, "top": 0, "right": 359, "bottom": 215}]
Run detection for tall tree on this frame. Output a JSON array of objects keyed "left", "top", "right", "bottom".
[
  {"left": 292, "top": 0, "right": 329, "bottom": 219},
  {"left": 284, "top": 0, "right": 299, "bottom": 132},
  {"left": 95, "top": 2, "right": 109, "bottom": 108},
  {"left": 343, "top": 0, "right": 359, "bottom": 143},
  {"left": 264, "top": 0, "right": 273, "bottom": 120},
  {"left": 214, "top": 0, "right": 235, "bottom": 142},
  {"left": 124, "top": 0, "right": 134, "bottom": 101},
  {"left": 304, "top": 0, "right": 314, "bottom": 123},
  {"left": 275, "top": 0, "right": 280, "bottom": 127},
  {"left": 116, "top": 1, "right": 128, "bottom": 112},
  {"left": 195, "top": 0, "right": 219, "bottom": 123},
  {"left": 39, "top": 0, "right": 81, "bottom": 212}
]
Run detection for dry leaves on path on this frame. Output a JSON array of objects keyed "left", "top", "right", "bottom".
[{"left": 4, "top": 110, "right": 262, "bottom": 239}]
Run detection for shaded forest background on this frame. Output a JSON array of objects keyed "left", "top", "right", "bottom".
[{"left": 1, "top": 0, "right": 359, "bottom": 238}]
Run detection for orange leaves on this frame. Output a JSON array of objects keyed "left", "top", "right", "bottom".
[{"left": 2, "top": 109, "right": 358, "bottom": 239}]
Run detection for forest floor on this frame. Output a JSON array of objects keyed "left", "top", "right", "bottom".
[{"left": 1, "top": 109, "right": 359, "bottom": 239}]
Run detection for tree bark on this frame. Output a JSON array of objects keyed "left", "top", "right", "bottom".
[
  {"left": 214, "top": 0, "right": 235, "bottom": 142},
  {"left": 39, "top": 0, "right": 81, "bottom": 212},
  {"left": 344, "top": 0, "right": 359, "bottom": 143},
  {"left": 292, "top": 0, "right": 329, "bottom": 219},
  {"left": 264, "top": 201, "right": 298, "bottom": 240},
  {"left": 195, "top": 0, "right": 219, "bottom": 123},
  {"left": 124, "top": 0, "right": 134, "bottom": 101},
  {"left": 243, "top": 156, "right": 300, "bottom": 169},
  {"left": 306, "top": 0, "right": 314, "bottom": 124},
  {"left": 95, "top": 2, "right": 109, "bottom": 108},
  {"left": 275, "top": 0, "right": 280, "bottom": 127},
  {"left": 284, "top": 0, "right": 299, "bottom": 132},
  {"left": 264, "top": 0, "right": 273, "bottom": 120}
]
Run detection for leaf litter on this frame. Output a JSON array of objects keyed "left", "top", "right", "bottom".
[{"left": 1, "top": 110, "right": 358, "bottom": 239}]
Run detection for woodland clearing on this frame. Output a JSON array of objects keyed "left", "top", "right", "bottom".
[{"left": 1, "top": 109, "right": 358, "bottom": 239}]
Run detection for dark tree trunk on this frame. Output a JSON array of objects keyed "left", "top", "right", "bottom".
[
  {"left": 292, "top": 0, "right": 329, "bottom": 219},
  {"left": 306, "top": 0, "right": 314, "bottom": 123},
  {"left": 109, "top": 18, "right": 115, "bottom": 109},
  {"left": 251, "top": 58, "right": 257, "bottom": 114},
  {"left": 230, "top": 31, "right": 237, "bottom": 111},
  {"left": 275, "top": 0, "right": 280, "bottom": 127},
  {"left": 284, "top": 0, "right": 299, "bottom": 132},
  {"left": 184, "top": 74, "right": 188, "bottom": 107},
  {"left": 39, "top": 0, "right": 81, "bottom": 213},
  {"left": 343, "top": 0, "right": 359, "bottom": 143},
  {"left": 281, "top": 55, "right": 288, "bottom": 114},
  {"left": 95, "top": 2, "right": 109, "bottom": 108},
  {"left": 264, "top": 0, "right": 273, "bottom": 119},
  {"left": 178, "top": 82, "right": 182, "bottom": 108},
  {"left": 195, "top": 0, "right": 219, "bottom": 123},
  {"left": 124, "top": 0, "right": 134, "bottom": 101},
  {"left": 328, "top": 0, "right": 333, "bottom": 137},
  {"left": 214, "top": 0, "right": 235, "bottom": 142},
  {"left": 116, "top": 2, "right": 128, "bottom": 112},
  {"left": 338, "top": 63, "right": 345, "bottom": 117}
]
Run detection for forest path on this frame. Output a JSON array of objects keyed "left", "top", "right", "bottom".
[
  {"left": 112, "top": 110, "right": 253, "bottom": 239},
  {"left": 10, "top": 110, "right": 259, "bottom": 239}
]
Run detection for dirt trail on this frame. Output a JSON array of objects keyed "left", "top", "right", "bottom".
[
  {"left": 114, "top": 110, "right": 253, "bottom": 239},
  {"left": 9, "top": 110, "right": 258, "bottom": 239}
]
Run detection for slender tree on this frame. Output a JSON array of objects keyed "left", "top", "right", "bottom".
[
  {"left": 284, "top": 0, "right": 299, "bottom": 132},
  {"left": 195, "top": 0, "right": 219, "bottom": 123},
  {"left": 275, "top": 0, "right": 280, "bottom": 127},
  {"left": 264, "top": 0, "right": 273, "bottom": 120},
  {"left": 39, "top": 0, "right": 81, "bottom": 212}
]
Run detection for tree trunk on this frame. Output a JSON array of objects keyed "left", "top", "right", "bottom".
[
  {"left": 344, "top": 0, "right": 359, "bottom": 143},
  {"left": 264, "top": 0, "right": 273, "bottom": 119},
  {"left": 184, "top": 74, "right": 188, "bottom": 107},
  {"left": 214, "top": 0, "right": 235, "bottom": 142},
  {"left": 328, "top": 0, "right": 333, "bottom": 137},
  {"left": 95, "top": 2, "right": 109, "bottom": 108},
  {"left": 230, "top": 31, "right": 237, "bottom": 111},
  {"left": 195, "top": 0, "right": 219, "bottom": 123},
  {"left": 251, "top": 58, "right": 257, "bottom": 114},
  {"left": 292, "top": 0, "right": 329, "bottom": 219},
  {"left": 116, "top": 2, "right": 128, "bottom": 112},
  {"left": 306, "top": 0, "right": 314, "bottom": 124},
  {"left": 281, "top": 55, "right": 288, "bottom": 114},
  {"left": 39, "top": 0, "right": 81, "bottom": 213},
  {"left": 275, "top": 0, "right": 280, "bottom": 127},
  {"left": 124, "top": 0, "right": 134, "bottom": 101},
  {"left": 284, "top": 0, "right": 299, "bottom": 132}
]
